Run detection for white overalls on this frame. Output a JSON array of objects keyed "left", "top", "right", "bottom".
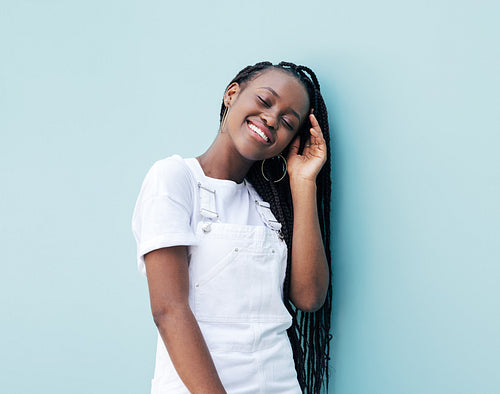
[{"left": 150, "top": 158, "right": 301, "bottom": 393}]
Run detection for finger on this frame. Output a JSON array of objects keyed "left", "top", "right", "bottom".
[
  {"left": 309, "top": 113, "right": 319, "bottom": 127},
  {"left": 309, "top": 127, "right": 325, "bottom": 145},
  {"left": 309, "top": 114, "right": 323, "bottom": 136},
  {"left": 310, "top": 131, "right": 327, "bottom": 152}
]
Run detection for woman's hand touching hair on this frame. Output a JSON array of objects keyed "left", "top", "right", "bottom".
[{"left": 286, "top": 111, "right": 327, "bottom": 184}]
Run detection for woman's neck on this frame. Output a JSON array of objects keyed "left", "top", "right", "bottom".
[{"left": 196, "top": 134, "right": 254, "bottom": 184}]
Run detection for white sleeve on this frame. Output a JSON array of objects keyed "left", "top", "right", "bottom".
[{"left": 131, "top": 156, "right": 197, "bottom": 276}]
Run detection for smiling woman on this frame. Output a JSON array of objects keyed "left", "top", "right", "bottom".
[{"left": 132, "top": 61, "right": 332, "bottom": 394}]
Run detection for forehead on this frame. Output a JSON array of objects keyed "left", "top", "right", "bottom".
[{"left": 245, "top": 69, "right": 310, "bottom": 114}]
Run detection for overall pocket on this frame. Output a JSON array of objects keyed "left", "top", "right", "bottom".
[{"left": 193, "top": 246, "right": 288, "bottom": 323}]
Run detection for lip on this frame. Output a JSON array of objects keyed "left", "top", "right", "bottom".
[{"left": 247, "top": 120, "right": 274, "bottom": 144}]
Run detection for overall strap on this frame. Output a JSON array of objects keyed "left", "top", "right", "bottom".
[
  {"left": 198, "top": 182, "right": 218, "bottom": 220},
  {"left": 244, "top": 180, "right": 283, "bottom": 233},
  {"left": 183, "top": 158, "right": 219, "bottom": 222}
]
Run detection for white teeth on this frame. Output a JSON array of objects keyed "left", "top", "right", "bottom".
[{"left": 248, "top": 123, "right": 269, "bottom": 142}]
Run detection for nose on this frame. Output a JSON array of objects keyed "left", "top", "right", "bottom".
[{"left": 261, "top": 110, "right": 278, "bottom": 130}]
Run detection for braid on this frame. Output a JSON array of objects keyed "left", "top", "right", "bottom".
[{"left": 221, "top": 61, "right": 333, "bottom": 393}]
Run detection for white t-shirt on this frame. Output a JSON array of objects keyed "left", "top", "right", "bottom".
[{"left": 131, "top": 154, "right": 263, "bottom": 276}]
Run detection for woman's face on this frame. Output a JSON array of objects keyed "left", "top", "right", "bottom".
[{"left": 222, "top": 68, "right": 310, "bottom": 161}]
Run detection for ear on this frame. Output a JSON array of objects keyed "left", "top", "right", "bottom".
[{"left": 224, "top": 82, "right": 241, "bottom": 107}]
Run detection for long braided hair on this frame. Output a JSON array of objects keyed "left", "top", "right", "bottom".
[{"left": 219, "top": 61, "right": 332, "bottom": 393}]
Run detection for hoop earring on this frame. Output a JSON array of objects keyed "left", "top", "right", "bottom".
[
  {"left": 261, "top": 154, "right": 287, "bottom": 183},
  {"left": 219, "top": 106, "right": 228, "bottom": 133}
]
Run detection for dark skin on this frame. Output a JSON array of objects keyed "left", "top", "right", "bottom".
[{"left": 145, "top": 69, "right": 329, "bottom": 393}]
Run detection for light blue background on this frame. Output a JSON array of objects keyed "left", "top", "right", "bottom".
[{"left": 1, "top": 1, "right": 498, "bottom": 393}]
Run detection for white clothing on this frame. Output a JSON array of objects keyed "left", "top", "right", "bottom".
[
  {"left": 132, "top": 154, "right": 262, "bottom": 276},
  {"left": 132, "top": 155, "right": 301, "bottom": 393}
]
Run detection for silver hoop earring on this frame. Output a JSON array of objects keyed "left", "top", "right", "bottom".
[
  {"left": 261, "top": 154, "right": 287, "bottom": 183},
  {"left": 219, "top": 106, "right": 228, "bottom": 133}
]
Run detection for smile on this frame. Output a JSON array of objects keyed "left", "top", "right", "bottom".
[{"left": 247, "top": 121, "right": 272, "bottom": 144}]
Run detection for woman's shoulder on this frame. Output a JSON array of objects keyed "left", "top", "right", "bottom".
[
  {"left": 151, "top": 154, "right": 187, "bottom": 172},
  {"left": 140, "top": 154, "right": 197, "bottom": 199},
  {"left": 149, "top": 154, "right": 195, "bottom": 182}
]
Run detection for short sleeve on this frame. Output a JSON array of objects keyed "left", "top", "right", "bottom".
[{"left": 131, "top": 155, "right": 197, "bottom": 276}]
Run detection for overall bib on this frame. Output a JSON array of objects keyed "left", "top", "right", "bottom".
[{"left": 151, "top": 158, "right": 301, "bottom": 394}]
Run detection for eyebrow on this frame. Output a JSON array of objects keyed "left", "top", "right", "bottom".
[{"left": 258, "top": 87, "right": 301, "bottom": 122}]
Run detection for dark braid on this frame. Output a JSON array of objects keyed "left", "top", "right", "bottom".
[{"left": 220, "top": 61, "right": 333, "bottom": 393}]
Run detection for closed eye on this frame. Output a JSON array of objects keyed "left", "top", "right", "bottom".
[
  {"left": 282, "top": 118, "right": 294, "bottom": 130},
  {"left": 257, "top": 96, "right": 271, "bottom": 107}
]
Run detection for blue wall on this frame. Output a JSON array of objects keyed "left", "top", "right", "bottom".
[{"left": 1, "top": 1, "right": 498, "bottom": 393}]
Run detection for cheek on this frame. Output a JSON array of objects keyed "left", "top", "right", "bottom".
[
  {"left": 228, "top": 102, "right": 253, "bottom": 124},
  {"left": 286, "top": 132, "right": 298, "bottom": 145},
  {"left": 275, "top": 133, "right": 298, "bottom": 155}
]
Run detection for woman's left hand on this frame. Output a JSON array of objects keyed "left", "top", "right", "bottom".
[{"left": 286, "top": 111, "right": 327, "bottom": 183}]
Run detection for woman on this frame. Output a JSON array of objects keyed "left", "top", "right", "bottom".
[{"left": 132, "top": 61, "right": 332, "bottom": 393}]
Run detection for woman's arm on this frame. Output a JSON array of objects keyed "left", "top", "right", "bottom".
[
  {"left": 145, "top": 246, "right": 226, "bottom": 394},
  {"left": 286, "top": 112, "right": 330, "bottom": 312},
  {"left": 288, "top": 179, "right": 329, "bottom": 311}
]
